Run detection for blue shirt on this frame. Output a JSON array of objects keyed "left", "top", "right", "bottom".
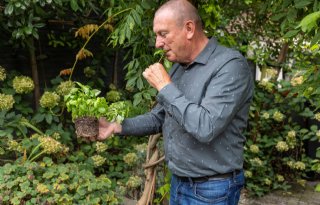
[{"left": 121, "top": 38, "right": 254, "bottom": 177}]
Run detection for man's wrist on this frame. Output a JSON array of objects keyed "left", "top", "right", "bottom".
[{"left": 113, "top": 123, "right": 122, "bottom": 134}]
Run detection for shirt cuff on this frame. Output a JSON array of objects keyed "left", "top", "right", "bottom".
[{"left": 156, "top": 83, "right": 182, "bottom": 110}]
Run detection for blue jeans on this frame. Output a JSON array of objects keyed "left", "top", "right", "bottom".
[{"left": 169, "top": 170, "right": 244, "bottom": 205}]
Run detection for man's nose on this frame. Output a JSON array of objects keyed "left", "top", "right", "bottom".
[{"left": 155, "top": 37, "right": 164, "bottom": 48}]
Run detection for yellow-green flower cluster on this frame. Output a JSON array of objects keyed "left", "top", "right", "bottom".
[
  {"left": 290, "top": 76, "right": 303, "bottom": 86},
  {"left": 106, "top": 90, "right": 121, "bottom": 102},
  {"left": 92, "top": 154, "right": 106, "bottom": 167},
  {"left": 273, "top": 111, "right": 284, "bottom": 122},
  {"left": 250, "top": 157, "right": 263, "bottom": 166},
  {"left": 40, "top": 91, "right": 60, "bottom": 109},
  {"left": 7, "top": 140, "right": 23, "bottom": 153},
  {"left": 276, "top": 141, "right": 289, "bottom": 152},
  {"left": 56, "top": 81, "right": 75, "bottom": 96},
  {"left": 0, "top": 66, "right": 6, "bottom": 81},
  {"left": 123, "top": 153, "right": 138, "bottom": 166},
  {"left": 134, "top": 143, "right": 147, "bottom": 153},
  {"left": 297, "top": 179, "right": 306, "bottom": 187},
  {"left": 0, "top": 93, "right": 15, "bottom": 111},
  {"left": 258, "top": 79, "right": 274, "bottom": 92},
  {"left": 12, "top": 76, "right": 34, "bottom": 94},
  {"left": 264, "top": 178, "right": 272, "bottom": 186},
  {"left": 276, "top": 174, "right": 284, "bottom": 182},
  {"left": 38, "top": 136, "right": 68, "bottom": 154},
  {"left": 95, "top": 142, "right": 108, "bottom": 153},
  {"left": 36, "top": 183, "right": 49, "bottom": 194},
  {"left": 294, "top": 161, "right": 306, "bottom": 170},
  {"left": 266, "top": 68, "right": 278, "bottom": 79},
  {"left": 286, "top": 130, "right": 297, "bottom": 149},
  {"left": 287, "top": 161, "right": 306, "bottom": 170},
  {"left": 126, "top": 176, "right": 142, "bottom": 189},
  {"left": 244, "top": 170, "right": 253, "bottom": 178},
  {"left": 314, "top": 113, "right": 320, "bottom": 122},
  {"left": 249, "top": 144, "right": 260, "bottom": 153},
  {"left": 262, "top": 112, "right": 270, "bottom": 119},
  {"left": 52, "top": 132, "right": 61, "bottom": 140}
]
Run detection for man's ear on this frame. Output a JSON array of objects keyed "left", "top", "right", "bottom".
[{"left": 185, "top": 21, "right": 195, "bottom": 39}]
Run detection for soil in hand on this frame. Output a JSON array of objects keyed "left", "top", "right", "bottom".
[{"left": 74, "top": 116, "right": 99, "bottom": 139}]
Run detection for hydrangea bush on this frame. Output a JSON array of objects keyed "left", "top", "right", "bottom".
[{"left": 244, "top": 78, "right": 317, "bottom": 196}]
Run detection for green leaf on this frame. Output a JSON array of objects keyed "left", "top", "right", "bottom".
[
  {"left": 133, "top": 93, "right": 142, "bottom": 106},
  {"left": 284, "top": 29, "right": 300, "bottom": 38},
  {"left": 315, "top": 183, "right": 320, "bottom": 192},
  {"left": 297, "top": 11, "right": 320, "bottom": 32},
  {"left": 45, "top": 114, "right": 53, "bottom": 124},
  {"left": 294, "top": 0, "right": 312, "bottom": 8},
  {"left": 70, "top": 0, "right": 80, "bottom": 11},
  {"left": 4, "top": 4, "right": 14, "bottom": 15},
  {"left": 311, "top": 32, "right": 320, "bottom": 46},
  {"left": 271, "top": 13, "right": 287, "bottom": 21}
]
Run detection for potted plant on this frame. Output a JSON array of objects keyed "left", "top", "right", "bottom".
[{"left": 64, "top": 82, "right": 128, "bottom": 139}]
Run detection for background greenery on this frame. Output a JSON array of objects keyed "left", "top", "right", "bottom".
[{"left": 0, "top": 0, "right": 320, "bottom": 204}]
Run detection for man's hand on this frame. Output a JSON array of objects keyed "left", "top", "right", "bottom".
[
  {"left": 142, "top": 63, "right": 171, "bottom": 91},
  {"left": 97, "top": 117, "right": 122, "bottom": 141}
]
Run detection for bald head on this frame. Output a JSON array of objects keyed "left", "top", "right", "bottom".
[{"left": 155, "top": 0, "right": 202, "bottom": 30}]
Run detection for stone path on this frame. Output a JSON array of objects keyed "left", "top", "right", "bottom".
[{"left": 239, "top": 181, "right": 320, "bottom": 205}]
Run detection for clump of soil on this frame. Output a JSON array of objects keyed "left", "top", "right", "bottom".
[{"left": 74, "top": 116, "right": 98, "bottom": 139}]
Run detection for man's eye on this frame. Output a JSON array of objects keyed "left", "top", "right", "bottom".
[{"left": 160, "top": 32, "right": 167, "bottom": 37}]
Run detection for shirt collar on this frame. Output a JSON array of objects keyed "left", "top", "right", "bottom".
[
  {"left": 193, "top": 37, "right": 217, "bottom": 65},
  {"left": 179, "top": 37, "right": 217, "bottom": 69}
]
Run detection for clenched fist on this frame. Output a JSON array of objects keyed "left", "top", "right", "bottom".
[{"left": 142, "top": 63, "right": 171, "bottom": 91}]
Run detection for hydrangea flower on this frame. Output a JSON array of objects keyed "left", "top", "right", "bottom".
[
  {"left": 38, "top": 136, "right": 68, "bottom": 154},
  {"left": 123, "top": 153, "right": 138, "bottom": 166},
  {"left": 249, "top": 144, "right": 259, "bottom": 153},
  {"left": 250, "top": 157, "right": 263, "bottom": 166},
  {"left": 290, "top": 76, "right": 303, "bottom": 86},
  {"left": 92, "top": 155, "right": 106, "bottom": 167},
  {"left": 95, "top": 142, "right": 108, "bottom": 153},
  {"left": 244, "top": 170, "right": 253, "bottom": 178},
  {"left": 0, "top": 66, "right": 6, "bottom": 81},
  {"left": 0, "top": 93, "right": 15, "bottom": 111},
  {"left": 126, "top": 176, "right": 142, "bottom": 188},
  {"left": 40, "top": 91, "right": 60, "bottom": 109},
  {"left": 287, "top": 130, "right": 296, "bottom": 139},
  {"left": 276, "top": 174, "right": 284, "bottom": 182},
  {"left": 134, "top": 143, "right": 147, "bottom": 153},
  {"left": 12, "top": 76, "right": 34, "bottom": 94},
  {"left": 262, "top": 112, "right": 270, "bottom": 119},
  {"left": 314, "top": 113, "right": 320, "bottom": 122},
  {"left": 56, "top": 81, "right": 75, "bottom": 96},
  {"left": 273, "top": 111, "right": 285, "bottom": 122},
  {"left": 276, "top": 141, "right": 289, "bottom": 152},
  {"left": 264, "top": 178, "right": 272, "bottom": 186},
  {"left": 294, "top": 161, "right": 306, "bottom": 170},
  {"left": 7, "top": 140, "right": 23, "bottom": 153}
]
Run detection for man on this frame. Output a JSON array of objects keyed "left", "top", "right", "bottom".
[{"left": 98, "top": 0, "right": 254, "bottom": 204}]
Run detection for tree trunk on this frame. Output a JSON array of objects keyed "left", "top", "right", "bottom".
[{"left": 28, "top": 37, "right": 40, "bottom": 109}]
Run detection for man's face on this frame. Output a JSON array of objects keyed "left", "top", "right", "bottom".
[{"left": 153, "top": 12, "right": 188, "bottom": 63}]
